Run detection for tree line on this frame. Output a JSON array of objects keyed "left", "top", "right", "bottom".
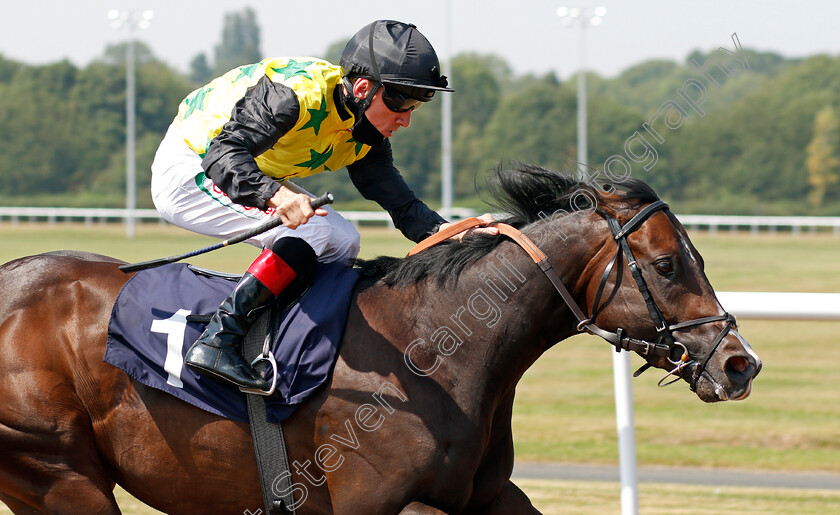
[{"left": 0, "top": 9, "right": 838, "bottom": 215}]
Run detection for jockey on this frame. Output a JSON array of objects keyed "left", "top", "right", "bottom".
[{"left": 151, "top": 20, "right": 492, "bottom": 392}]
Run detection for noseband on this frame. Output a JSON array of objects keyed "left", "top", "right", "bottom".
[{"left": 409, "top": 201, "right": 736, "bottom": 391}]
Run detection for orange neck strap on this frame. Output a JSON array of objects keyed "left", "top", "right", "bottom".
[{"left": 407, "top": 218, "right": 547, "bottom": 264}]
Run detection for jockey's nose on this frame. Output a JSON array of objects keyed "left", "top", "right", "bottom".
[{"left": 397, "top": 110, "right": 412, "bottom": 128}]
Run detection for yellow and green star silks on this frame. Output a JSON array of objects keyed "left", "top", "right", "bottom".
[{"left": 174, "top": 57, "right": 371, "bottom": 180}]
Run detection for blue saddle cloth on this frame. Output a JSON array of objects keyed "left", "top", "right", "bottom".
[{"left": 105, "top": 262, "right": 360, "bottom": 423}]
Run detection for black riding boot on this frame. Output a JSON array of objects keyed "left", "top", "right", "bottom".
[
  {"left": 185, "top": 239, "right": 316, "bottom": 391},
  {"left": 184, "top": 272, "right": 274, "bottom": 391}
]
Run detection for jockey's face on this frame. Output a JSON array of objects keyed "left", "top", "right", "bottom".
[{"left": 351, "top": 78, "right": 412, "bottom": 138}]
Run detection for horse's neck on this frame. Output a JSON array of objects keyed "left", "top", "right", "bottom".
[{"left": 413, "top": 227, "right": 597, "bottom": 405}]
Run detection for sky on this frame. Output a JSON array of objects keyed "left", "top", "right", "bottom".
[{"left": 2, "top": 0, "right": 839, "bottom": 81}]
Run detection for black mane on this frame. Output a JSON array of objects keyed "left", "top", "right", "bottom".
[{"left": 355, "top": 163, "right": 660, "bottom": 288}]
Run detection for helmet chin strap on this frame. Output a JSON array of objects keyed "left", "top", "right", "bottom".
[
  {"left": 344, "top": 77, "right": 381, "bottom": 126},
  {"left": 341, "top": 77, "right": 386, "bottom": 146},
  {"left": 361, "top": 84, "right": 378, "bottom": 111}
]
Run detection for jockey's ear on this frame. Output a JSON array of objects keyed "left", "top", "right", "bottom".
[{"left": 351, "top": 78, "right": 376, "bottom": 101}]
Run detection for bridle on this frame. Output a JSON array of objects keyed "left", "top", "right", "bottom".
[
  {"left": 408, "top": 200, "right": 737, "bottom": 391},
  {"left": 584, "top": 200, "right": 736, "bottom": 390}
]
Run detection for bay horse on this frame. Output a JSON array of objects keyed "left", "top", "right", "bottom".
[{"left": 0, "top": 165, "right": 760, "bottom": 514}]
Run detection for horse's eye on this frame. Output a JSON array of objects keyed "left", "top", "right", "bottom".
[{"left": 654, "top": 260, "right": 673, "bottom": 276}]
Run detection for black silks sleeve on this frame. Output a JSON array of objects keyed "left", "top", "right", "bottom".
[
  {"left": 347, "top": 139, "right": 447, "bottom": 243},
  {"left": 201, "top": 76, "right": 300, "bottom": 210}
]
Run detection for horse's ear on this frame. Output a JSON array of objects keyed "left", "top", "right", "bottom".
[{"left": 594, "top": 189, "right": 620, "bottom": 219}]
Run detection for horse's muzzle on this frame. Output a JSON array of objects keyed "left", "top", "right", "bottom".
[{"left": 693, "top": 330, "right": 761, "bottom": 402}]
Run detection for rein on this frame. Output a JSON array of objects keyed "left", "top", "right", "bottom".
[{"left": 408, "top": 204, "right": 736, "bottom": 390}]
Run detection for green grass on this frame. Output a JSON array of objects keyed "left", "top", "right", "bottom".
[
  {"left": 0, "top": 224, "right": 838, "bottom": 513},
  {"left": 512, "top": 319, "right": 840, "bottom": 472},
  {"left": 514, "top": 479, "right": 840, "bottom": 515},
  {"left": 691, "top": 233, "right": 840, "bottom": 292}
]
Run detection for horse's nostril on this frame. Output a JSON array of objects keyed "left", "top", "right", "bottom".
[{"left": 727, "top": 355, "right": 749, "bottom": 374}]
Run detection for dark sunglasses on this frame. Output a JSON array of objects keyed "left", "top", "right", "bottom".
[{"left": 381, "top": 84, "right": 432, "bottom": 113}]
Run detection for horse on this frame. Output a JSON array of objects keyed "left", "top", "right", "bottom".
[{"left": 0, "top": 164, "right": 761, "bottom": 514}]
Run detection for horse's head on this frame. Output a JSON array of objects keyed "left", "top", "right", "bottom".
[
  {"left": 572, "top": 184, "right": 762, "bottom": 403},
  {"left": 486, "top": 164, "right": 761, "bottom": 403}
]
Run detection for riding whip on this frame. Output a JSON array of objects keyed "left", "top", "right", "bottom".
[{"left": 119, "top": 192, "right": 334, "bottom": 273}]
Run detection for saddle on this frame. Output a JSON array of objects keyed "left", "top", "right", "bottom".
[{"left": 105, "top": 261, "right": 360, "bottom": 423}]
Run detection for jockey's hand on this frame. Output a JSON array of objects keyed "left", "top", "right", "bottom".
[
  {"left": 439, "top": 213, "right": 499, "bottom": 241},
  {"left": 266, "top": 186, "right": 328, "bottom": 229}
]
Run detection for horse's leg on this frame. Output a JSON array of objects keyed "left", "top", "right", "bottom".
[
  {"left": 461, "top": 392, "right": 540, "bottom": 515},
  {"left": 0, "top": 404, "right": 121, "bottom": 514},
  {"left": 397, "top": 502, "right": 449, "bottom": 514},
  {"left": 463, "top": 481, "right": 541, "bottom": 515}
]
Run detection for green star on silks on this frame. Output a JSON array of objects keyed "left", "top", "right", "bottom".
[
  {"left": 298, "top": 95, "right": 329, "bottom": 136},
  {"left": 235, "top": 63, "right": 261, "bottom": 81},
  {"left": 295, "top": 146, "right": 334, "bottom": 171},
  {"left": 182, "top": 85, "right": 213, "bottom": 119},
  {"left": 346, "top": 136, "right": 364, "bottom": 155},
  {"left": 270, "top": 59, "right": 314, "bottom": 81}
]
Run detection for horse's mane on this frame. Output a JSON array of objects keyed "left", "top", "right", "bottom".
[{"left": 355, "top": 163, "right": 660, "bottom": 288}]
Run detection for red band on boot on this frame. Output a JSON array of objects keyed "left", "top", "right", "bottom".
[{"left": 247, "top": 249, "right": 298, "bottom": 296}]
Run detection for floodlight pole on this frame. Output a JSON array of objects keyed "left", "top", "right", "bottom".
[
  {"left": 441, "top": 0, "right": 453, "bottom": 220},
  {"left": 126, "top": 33, "right": 136, "bottom": 239},
  {"left": 108, "top": 9, "right": 153, "bottom": 239},
  {"left": 557, "top": 6, "right": 605, "bottom": 179},
  {"left": 577, "top": 32, "right": 587, "bottom": 180}
]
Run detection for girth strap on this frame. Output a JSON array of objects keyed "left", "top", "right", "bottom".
[{"left": 243, "top": 304, "right": 297, "bottom": 515}]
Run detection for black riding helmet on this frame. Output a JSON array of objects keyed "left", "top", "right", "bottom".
[{"left": 340, "top": 20, "right": 453, "bottom": 112}]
